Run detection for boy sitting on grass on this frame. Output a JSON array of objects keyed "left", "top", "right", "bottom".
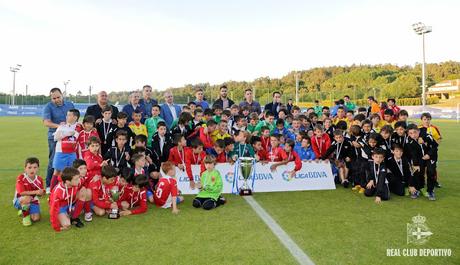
[
  {"left": 13, "top": 157, "right": 45, "bottom": 226},
  {"left": 154, "top": 162, "right": 184, "bottom": 214},
  {"left": 193, "top": 155, "right": 226, "bottom": 210}
]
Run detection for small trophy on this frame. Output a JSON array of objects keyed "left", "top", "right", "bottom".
[
  {"left": 239, "top": 157, "right": 254, "bottom": 196},
  {"left": 108, "top": 186, "right": 120, "bottom": 219}
]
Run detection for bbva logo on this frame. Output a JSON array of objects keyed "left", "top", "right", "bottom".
[
  {"left": 224, "top": 172, "right": 274, "bottom": 183},
  {"left": 282, "top": 171, "right": 329, "bottom": 181}
]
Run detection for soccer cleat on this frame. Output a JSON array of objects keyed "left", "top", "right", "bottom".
[
  {"left": 84, "top": 212, "right": 93, "bottom": 222},
  {"left": 351, "top": 185, "right": 361, "bottom": 191},
  {"left": 428, "top": 192, "right": 436, "bottom": 201},
  {"left": 71, "top": 218, "right": 85, "bottom": 228},
  {"left": 22, "top": 215, "right": 32, "bottom": 226},
  {"left": 17, "top": 210, "right": 23, "bottom": 217},
  {"left": 342, "top": 180, "right": 349, "bottom": 188},
  {"left": 358, "top": 187, "right": 365, "bottom": 194},
  {"left": 410, "top": 190, "right": 420, "bottom": 199}
]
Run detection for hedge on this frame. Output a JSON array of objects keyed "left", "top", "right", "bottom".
[{"left": 298, "top": 97, "right": 439, "bottom": 108}]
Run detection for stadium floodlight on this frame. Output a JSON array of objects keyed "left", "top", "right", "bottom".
[
  {"left": 412, "top": 22, "right": 432, "bottom": 109},
  {"left": 63, "top": 80, "right": 71, "bottom": 99},
  {"left": 9, "top": 64, "right": 22, "bottom": 106}
]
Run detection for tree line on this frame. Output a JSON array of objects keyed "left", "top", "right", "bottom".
[{"left": 2, "top": 61, "right": 459, "bottom": 105}]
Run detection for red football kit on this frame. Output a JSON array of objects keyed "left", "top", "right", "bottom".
[
  {"left": 14, "top": 174, "right": 44, "bottom": 204},
  {"left": 76, "top": 129, "right": 100, "bottom": 158},
  {"left": 168, "top": 146, "right": 190, "bottom": 167},
  {"left": 90, "top": 177, "right": 121, "bottom": 210},
  {"left": 127, "top": 188, "right": 148, "bottom": 214},
  {"left": 49, "top": 182, "right": 79, "bottom": 231},
  {"left": 311, "top": 134, "right": 331, "bottom": 159},
  {"left": 154, "top": 176, "right": 178, "bottom": 208},
  {"left": 184, "top": 149, "right": 206, "bottom": 181},
  {"left": 286, "top": 150, "right": 302, "bottom": 171},
  {"left": 268, "top": 146, "right": 287, "bottom": 162},
  {"left": 83, "top": 151, "right": 103, "bottom": 186}
]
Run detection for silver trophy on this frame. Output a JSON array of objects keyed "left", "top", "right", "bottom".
[
  {"left": 239, "top": 157, "right": 254, "bottom": 196},
  {"left": 108, "top": 186, "right": 120, "bottom": 219}
]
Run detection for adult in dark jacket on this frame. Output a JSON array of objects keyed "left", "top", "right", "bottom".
[
  {"left": 264, "top": 91, "right": 282, "bottom": 119},
  {"left": 213, "top": 85, "right": 235, "bottom": 110},
  {"left": 85, "top": 91, "right": 119, "bottom": 122}
]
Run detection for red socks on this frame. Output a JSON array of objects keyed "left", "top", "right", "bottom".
[
  {"left": 84, "top": 201, "right": 91, "bottom": 213},
  {"left": 71, "top": 200, "right": 85, "bottom": 219}
]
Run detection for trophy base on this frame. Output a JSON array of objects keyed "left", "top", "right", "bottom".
[
  {"left": 108, "top": 209, "right": 120, "bottom": 219},
  {"left": 239, "top": 188, "right": 252, "bottom": 196}
]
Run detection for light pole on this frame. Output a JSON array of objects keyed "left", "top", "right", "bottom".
[
  {"left": 412, "top": 22, "right": 432, "bottom": 109},
  {"left": 63, "top": 80, "right": 70, "bottom": 99},
  {"left": 295, "top": 72, "right": 300, "bottom": 105},
  {"left": 9, "top": 64, "right": 22, "bottom": 105}
]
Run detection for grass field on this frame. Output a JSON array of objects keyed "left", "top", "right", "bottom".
[{"left": 0, "top": 117, "right": 459, "bottom": 265}]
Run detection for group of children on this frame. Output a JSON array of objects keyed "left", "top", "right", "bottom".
[{"left": 13, "top": 97, "right": 442, "bottom": 230}]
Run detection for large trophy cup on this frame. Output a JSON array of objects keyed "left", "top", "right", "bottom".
[
  {"left": 108, "top": 186, "right": 120, "bottom": 219},
  {"left": 239, "top": 157, "right": 254, "bottom": 196}
]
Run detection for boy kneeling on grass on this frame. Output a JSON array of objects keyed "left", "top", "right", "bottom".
[
  {"left": 364, "top": 148, "right": 390, "bottom": 204},
  {"left": 13, "top": 157, "right": 45, "bottom": 227},
  {"left": 90, "top": 165, "right": 122, "bottom": 217},
  {"left": 193, "top": 155, "right": 226, "bottom": 210},
  {"left": 49, "top": 167, "right": 85, "bottom": 231},
  {"left": 119, "top": 174, "right": 149, "bottom": 216},
  {"left": 153, "top": 161, "right": 184, "bottom": 214}
]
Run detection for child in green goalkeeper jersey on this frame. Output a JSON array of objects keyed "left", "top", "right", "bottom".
[{"left": 192, "top": 155, "right": 226, "bottom": 210}]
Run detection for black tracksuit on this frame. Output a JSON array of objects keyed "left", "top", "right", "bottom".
[
  {"left": 364, "top": 161, "right": 390, "bottom": 200},
  {"left": 406, "top": 135, "right": 438, "bottom": 193},
  {"left": 385, "top": 156, "right": 411, "bottom": 196}
]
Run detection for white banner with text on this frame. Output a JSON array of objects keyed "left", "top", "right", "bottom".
[{"left": 175, "top": 161, "right": 336, "bottom": 194}]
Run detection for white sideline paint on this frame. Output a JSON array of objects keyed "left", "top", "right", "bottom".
[{"left": 243, "top": 196, "right": 315, "bottom": 265}]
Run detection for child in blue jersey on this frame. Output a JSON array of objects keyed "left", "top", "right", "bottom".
[{"left": 294, "top": 136, "right": 316, "bottom": 161}]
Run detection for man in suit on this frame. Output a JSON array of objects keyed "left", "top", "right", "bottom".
[
  {"left": 264, "top": 91, "right": 282, "bottom": 119},
  {"left": 160, "top": 91, "right": 181, "bottom": 129}
]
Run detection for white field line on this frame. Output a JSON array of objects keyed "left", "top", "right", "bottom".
[{"left": 243, "top": 196, "right": 315, "bottom": 265}]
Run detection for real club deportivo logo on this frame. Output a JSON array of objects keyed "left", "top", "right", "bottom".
[{"left": 407, "top": 214, "right": 433, "bottom": 245}]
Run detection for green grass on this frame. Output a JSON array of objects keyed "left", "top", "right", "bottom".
[{"left": 0, "top": 117, "right": 459, "bottom": 265}]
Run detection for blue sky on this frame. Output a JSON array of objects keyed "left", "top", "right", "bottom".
[{"left": 0, "top": 0, "right": 458, "bottom": 95}]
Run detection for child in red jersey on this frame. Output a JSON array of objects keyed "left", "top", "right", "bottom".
[
  {"left": 119, "top": 174, "right": 149, "bottom": 216},
  {"left": 83, "top": 136, "right": 108, "bottom": 187},
  {"left": 185, "top": 139, "right": 206, "bottom": 190},
  {"left": 154, "top": 162, "right": 184, "bottom": 214},
  {"left": 49, "top": 167, "right": 85, "bottom": 231},
  {"left": 213, "top": 139, "right": 228, "bottom": 163},
  {"left": 76, "top": 115, "right": 100, "bottom": 158},
  {"left": 268, "top": 134, "right": 286, "bottom": 162},
  {"left": 13, "top": 157, "right": 44, "bottom": 227},
  {"left": 168, "top": 134, "right": 190, "bottom": 171},
  {"left": 311, "top": 124, "right": 331, "bottom": 160},
  {"left": 251, "top": 136, "right": 268, "bottom": 162},
  {"left": 72, "top": 159, "right": 94, "bottom": 222},
  {"left": 270, "top": 139, "right": 302, "bottom": 179},
  {"left": 198, "top": 120, "right": 218, "bottom": 150},
  {"left": 260, "top": 126, "right": 272, "bottom": 153},
  {"left": 90, "top": 165, "right": 121, "bottom": 217}
]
